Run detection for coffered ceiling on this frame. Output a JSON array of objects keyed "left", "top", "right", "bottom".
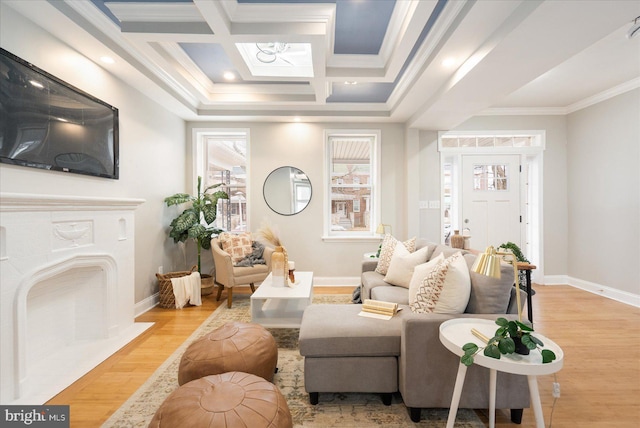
[{"left": 4, "top": 0, "right": 640, "bottom": 130}]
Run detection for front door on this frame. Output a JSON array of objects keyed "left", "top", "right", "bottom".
[{"left": 461, "top": 154, "right": 522, "bottom": 250}]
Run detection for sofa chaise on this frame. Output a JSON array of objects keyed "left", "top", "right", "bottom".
[{"left": 299, "top": 240, "right": 530, "bottom": 423}]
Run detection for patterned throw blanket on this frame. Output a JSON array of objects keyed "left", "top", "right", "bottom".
[{"left": 235, "top": 241, "right": 267, "bottom": 267}]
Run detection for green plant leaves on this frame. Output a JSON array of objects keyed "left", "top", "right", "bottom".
[
  {"left": 541, "top": 349, "right": 557, "bottom": 364},
  {"left": 498, "top": 337, "right": 515, "bottom": 354},
  {"left": 462, "top": 318, "right": 557, "bottom": 366},
  {"left": 164, "top": 176, "right": 229, "bottom": 273},
  {"left": 461, "top": 343, "right": 479, "bottom": 366},
  {"left": 164, "top": 193, "right": 193, "bottom": 206},
  {"left": 484, "top": 344, "right": 501, "bottom": 359}
]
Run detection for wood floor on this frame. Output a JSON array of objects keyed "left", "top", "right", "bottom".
[{"left": 46, "top": 285, "right": 640, "bottom": 427}]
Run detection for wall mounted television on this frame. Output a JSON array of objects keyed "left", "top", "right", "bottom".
[{"left": 0, "top": 48, "right": 119, "bottom": 179}]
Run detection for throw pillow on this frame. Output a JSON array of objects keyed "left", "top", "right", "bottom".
[
  {"left": 219, "top": 232, "right": 253, "bottom": 264},
  {"left": 410, "top": 252, "right": 471, "bottom": 314},
  {"left": 383, "top": 244, "right": 430, "bottom": 288},
  {"left": 375, "top": 235, "right": 416, "bottom": 275},
  {"left": 408, "top": 253, "right": 445, "bottom": 306}
]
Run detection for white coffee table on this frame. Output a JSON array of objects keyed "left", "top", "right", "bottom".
[
  {"left": 439, "top": 318, "right": 564, "bottom": 428},
  {"left": 250, "top": 271, "right": 314, "bottom": 328}
]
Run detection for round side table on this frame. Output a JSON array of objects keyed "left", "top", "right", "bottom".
[{"left": 439, "top": 318, "right": 564, "bottom": 428}]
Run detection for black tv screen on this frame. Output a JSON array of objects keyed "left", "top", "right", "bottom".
[{"left": 0, "top": 48, "right": 119, "bottom": 179}]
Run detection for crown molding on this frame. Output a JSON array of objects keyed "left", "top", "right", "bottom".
[{"left": 480, "top": 77, "right": 640, "bottom": 117}]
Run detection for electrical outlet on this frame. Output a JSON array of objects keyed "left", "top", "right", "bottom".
[
  {"left": 552, "top": 382, "right": 561, "bottom": 398},
  {"left": 158, "top": 265, "right": 163, "bottom": 274}
]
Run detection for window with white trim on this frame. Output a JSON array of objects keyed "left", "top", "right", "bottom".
[
  {"left": 195, "top": 130, "right": 248, "bottom": 232},
  {"left": 325, "top": 130, "right": 380, "bottom": 238}
]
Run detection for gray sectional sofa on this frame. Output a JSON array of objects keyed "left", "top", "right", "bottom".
[{"left": 299, "top": 240, "right": 530, "bottom": 423}]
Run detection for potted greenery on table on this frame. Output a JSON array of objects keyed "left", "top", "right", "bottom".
[
  {"left": 461, "top": 317, "right": 556, "bottom": 366},
  {"left": 164, "top": 176, "right": 228, "bottom": 292}
]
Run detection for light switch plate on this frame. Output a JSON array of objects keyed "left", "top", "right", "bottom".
[
  {"left": 428, "top": 200, "right": 440, "bottom": 209},
  {"left": 419, "top": 201, "right": 429, "bottom": 209}
]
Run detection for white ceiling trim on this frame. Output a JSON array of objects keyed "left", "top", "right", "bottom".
[
  {"left": 59, "top": 0, "right": 202, "bottom": 110},
  {"left": 105, "top": 3, "right": 205, "bottom": 23}
]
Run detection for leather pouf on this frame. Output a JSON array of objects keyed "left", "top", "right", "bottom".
[
  {"left": 149, "top": 372, "right": 293, "bottom": 428},
  {"left": 178, "top": 322, "right": 278, "bottom": 385}
]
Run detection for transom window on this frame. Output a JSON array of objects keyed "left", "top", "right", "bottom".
[
  {"left": 324, "top": 130, "right": 380, "bottom": 238},
  {"left": 441, "top": 135, "right": 539, "bottom": 148}
]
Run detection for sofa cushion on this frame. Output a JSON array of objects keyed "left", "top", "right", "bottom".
[
  {"left": 410, "top": 252, "right": 470, "bottom": 314},
  {"left": 383, "top": 244, "right": 430, "bottom": 288},
  {"left": 299, "top": 304, "right": 403, "bottom": 358},
  {"left": 375, "top": 235, "right": 416, "bottom": 276},
  {"left": 463, "top": 253, "right": 514, "bottom": 313},
  {"left": 408, "top": 253, "right": 444, "bottom": 306},
  {"left": 370, "top": 284, "right": 410, "bottom": 304}
]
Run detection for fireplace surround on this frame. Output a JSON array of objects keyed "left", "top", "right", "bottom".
[{"left": 0, "top": 193, "right": 151, "bottom": 404}]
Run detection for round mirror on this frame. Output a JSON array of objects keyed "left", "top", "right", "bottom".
[{"left": 263, "top": 166, "right": 312, "bottom": 215}]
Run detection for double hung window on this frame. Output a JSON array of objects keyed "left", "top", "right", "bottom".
[{"left": 325, "top": 130, "right": 380, "bottom": 238}]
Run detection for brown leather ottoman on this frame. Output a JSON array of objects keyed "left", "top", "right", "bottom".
[
  {"left": 149, "top": 372, "right": 292, "bottom": 428},
  {"left": 178, "top": 321, "right": 278, "bottom": 385}
]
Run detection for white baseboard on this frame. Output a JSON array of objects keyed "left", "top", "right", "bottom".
[
  {"left": 135, "top": 293, "right": 159, "bottom": 317},
  {"left": 313, "top": 276, "right": 360, "bottom": 287},
  {"left": 543, "top": 275, "right": 640, "bottom": 308}
]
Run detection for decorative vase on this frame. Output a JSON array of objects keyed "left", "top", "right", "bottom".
[
  {"left": 513, "top": 336, "right": 531, "bottom": 355},
  {"left": 450, "top": 230, "right": 465, "bottom": 249},
  {"left": 271, "top": 246, "right": 287, "bottom": 287}
]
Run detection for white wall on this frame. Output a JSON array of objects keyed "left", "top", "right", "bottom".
[
  {"left": 567, "top": 89, "right": 640, "bottom": 296},
  {"left": 187, "top": 121, "right": 405, "bottom": 282},
  {"left": 0, "top": 4, "right": 187, "bottom": 307}
]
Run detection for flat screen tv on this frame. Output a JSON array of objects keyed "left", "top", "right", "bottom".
[{"left": 0, "top": 48, "right": 119, "bottom": 179}]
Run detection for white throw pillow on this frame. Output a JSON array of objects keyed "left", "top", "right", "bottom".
[
  {"left": 383, "top": 244, "right": 430, "bottom": 288},
  {"left": 375, "top": 235, "right": 416, "bottom": 275},
  {"left": 410, "top": 252, "right": 471, "bottom": 314},
  {"left": 408, "top": 253, "right": 445, "bottom": 306}
]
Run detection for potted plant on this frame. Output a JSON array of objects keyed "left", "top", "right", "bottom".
[
  {"left": 461, "top": 317, "right": 556, "bottom": 366},
  {"left": 164, "top": 176, "right": 229, "bottom": 284}
]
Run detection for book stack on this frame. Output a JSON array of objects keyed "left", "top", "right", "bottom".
[{"left": 358, "top": 299, "right": 401, "bottom": 320}]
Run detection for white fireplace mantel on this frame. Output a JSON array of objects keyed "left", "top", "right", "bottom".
[{"left": 0, "top": 192, "right": 151, "bottom": 404}]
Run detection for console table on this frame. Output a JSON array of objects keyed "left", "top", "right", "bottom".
[
  {"left": 516, "top": 262, "right": 537, "bottom": 325},
  {"left": 439, "top": 318, "right": 563, "bottom": 428}
]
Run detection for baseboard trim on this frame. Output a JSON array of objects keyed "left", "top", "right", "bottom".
[
  {"left": 313, "top": 276, "right": 360, "bottom": 286},
  {"left": 135, "top": 293, "right": 159, "bottom": 317},
  {"left": 544, "top": 275, "right": 640, "bottom": 308}
]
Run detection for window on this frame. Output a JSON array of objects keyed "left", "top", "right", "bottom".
[
  {"left": 324, "top": 130, "right": 380, "bottom": 238},
  {"left": 473, "top": 164, "right": 509, "bottom": 191},
  {"left": 194, "top": 129, "right": 248, "bottom": 232}
]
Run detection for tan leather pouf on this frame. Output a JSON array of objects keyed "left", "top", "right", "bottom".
[
  {"left": 178, "top": 322, "right": 278, "bottom": 385},
  {"left": 149, "top": 372, "right": 293, "bottom": 428}
]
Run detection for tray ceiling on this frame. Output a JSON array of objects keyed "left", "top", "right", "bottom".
[{"left": 6, "top": 0, "right": 639, "bottom": 129}]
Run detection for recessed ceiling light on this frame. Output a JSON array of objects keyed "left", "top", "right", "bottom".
[
  {"left": 344, "top": 81, "right": 358, "bottom": 85},
  {"left": 293, "top": 117, "right": 301, "bottom": 122},
  {"left": 223, "top": 71, "right": 236, "bottom": 81},
  {"left": 100, "top": 56, "right": 115, "bottom": 64},
  {"left": 442, "top": 57, "right": 456, "bottom": 68}
]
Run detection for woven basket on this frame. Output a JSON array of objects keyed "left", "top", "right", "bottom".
[{"left": 156, "top": 265, "right": 197, "bottom": 309}]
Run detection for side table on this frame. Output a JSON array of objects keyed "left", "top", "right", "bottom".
[{"left": 439, "top": 318, "right": 563, "bottom": 428}]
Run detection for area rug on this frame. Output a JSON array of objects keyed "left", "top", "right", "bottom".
[{"left": 102, "top": 295, "right": 483, "bottom": 427}]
